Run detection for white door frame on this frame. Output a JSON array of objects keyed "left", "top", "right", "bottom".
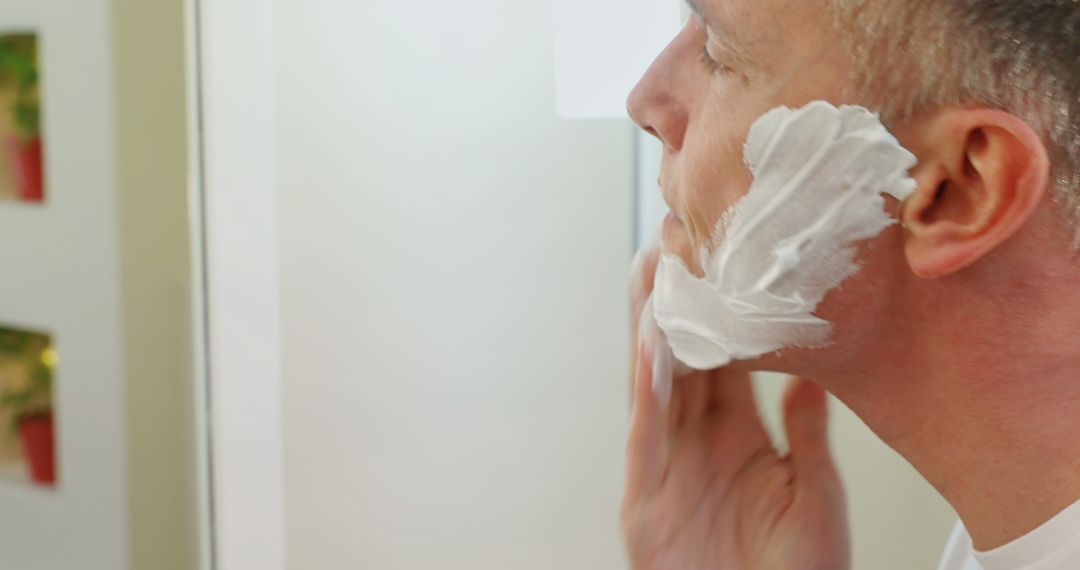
[{"left": 189, "top": 0, "right": 286, "bottom": 568}]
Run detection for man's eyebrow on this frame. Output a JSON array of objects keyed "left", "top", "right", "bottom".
[
  {"left": 684, "top": 0, "right": 706, "bottom": 19},
  {"left": 683, "top": 0, "right": 755, "bottom": 65}
]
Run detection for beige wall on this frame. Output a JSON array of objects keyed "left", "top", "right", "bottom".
[{"left": 113, "top": 0, "right": 199, "bottom": 568}]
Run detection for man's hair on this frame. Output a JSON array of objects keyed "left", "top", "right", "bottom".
[{"left": 830, "top": 0, "right": 1080, "bottom": 249}]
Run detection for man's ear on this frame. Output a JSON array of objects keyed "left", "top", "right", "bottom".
[{"left": 901, "top": 109, "right": 1050, "bottom": 279}]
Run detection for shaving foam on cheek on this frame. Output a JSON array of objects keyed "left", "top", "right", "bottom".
[{"left": 652, "top": 101, "right": 919, "bottom": 371}]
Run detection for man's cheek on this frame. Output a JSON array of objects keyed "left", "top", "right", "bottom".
[
  {"left": 686, "top": 148, "right": 754, "bottom": 225},
  {"left": 653, "top": 101, "right": 918, "bottom": 371}
]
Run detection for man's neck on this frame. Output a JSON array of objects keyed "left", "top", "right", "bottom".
[{"left": 834, "top": 309, "right": 1080, "bottom": 552}]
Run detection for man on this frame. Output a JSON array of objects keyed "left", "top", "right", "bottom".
[{"left": 621, "top": 1, "right": 1080, "bottom": 569}]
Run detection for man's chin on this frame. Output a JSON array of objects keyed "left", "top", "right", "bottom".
[{"left": 735, "top": 347, "right": 831, "bottom": 380}]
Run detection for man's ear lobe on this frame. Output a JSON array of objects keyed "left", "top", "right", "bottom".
[{"left": 901, "top": 109, "right": 1050, "bottom": 279}]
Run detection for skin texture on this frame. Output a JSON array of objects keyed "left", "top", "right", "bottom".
[
  {"left": 626, "top": 246, "right": 849, "bottom": 570},
  {"left": 623, "top": 0, "right": 1080, "bottom": 566}
]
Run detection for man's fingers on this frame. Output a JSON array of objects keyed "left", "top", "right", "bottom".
[
  {"left": 671, "top": 371, "right": 710, "bottom": 430},
  {"left": 630, "top": 296, "right": 675, "bottom": 406},
  {"left": 625, "top": 336, "right": 670, "bottom": 501},
  {"left": 702, "top": 367, "right": 758, "bottom": 416},
  {"left": 782, "top": 377, "right": 839, "bottom": 483},
  {"left": 629, "top": 244, "right": 661, "bottom": 404},
  {"left": 629, "top": 244, "right": 661, "bottom": 335}
]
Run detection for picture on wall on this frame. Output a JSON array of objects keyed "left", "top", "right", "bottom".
[
  {"left": 0, "top": 324, "right": 56, "bottom": 488},
  {"left": 0, "top": 32, "right": 44, "bottom": 204}
]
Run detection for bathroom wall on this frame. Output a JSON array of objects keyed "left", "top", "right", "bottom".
[
  {"left": 274, "top": 2, "right": 635, "bottom": 569},
  {"left": 0, "top": 0, "right": 128, "bottom": 567}
]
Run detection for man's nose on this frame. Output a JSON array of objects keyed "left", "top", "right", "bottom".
[{"left": 627, "top": 49, "right": 689, "bottom": 152}]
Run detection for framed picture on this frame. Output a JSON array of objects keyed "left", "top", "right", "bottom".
[
  {"left": 0, "top": 32, "right": 44, "bottom": 204},
  {"left": 0, "top": 322, "right": 55, "bottom": 488}
]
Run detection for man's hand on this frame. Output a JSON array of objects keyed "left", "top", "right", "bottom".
[{"left": 622, "top": 246, "right": 851, "bottom": 570}]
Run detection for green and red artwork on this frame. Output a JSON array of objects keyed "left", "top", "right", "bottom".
[{"left": 0, "top": 33, "right": 44, "bottom": 204}]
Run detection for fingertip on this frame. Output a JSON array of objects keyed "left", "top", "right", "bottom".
[
  {"left": 783, "top": 377, "right": 835, "bottom": 471},
  {"left": 631, "top": 335, "right": 656, "bottom": 418},
  {"left": 634, "top": 338, "right": 651, "bottom": 396},
  {"left": 783, "top": 377, "right": 828, "bottom": 417},
  {"left": 630, "top": 244, "right": 662, "bottom": 302},
  {"left": 638, "top": 299, "right": 673, "bottom": 410},
  {"left": 644, "top": 243, "right": 661, "bottom": 273}
]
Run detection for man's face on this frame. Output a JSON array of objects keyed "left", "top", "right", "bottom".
[
  {"left": 628, "top": 0, "right": 855, "bottom": 275},
  {"left": 629, "top": 0, "right": 909, "bottom": 375}
]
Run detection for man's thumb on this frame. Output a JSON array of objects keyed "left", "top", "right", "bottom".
[{"left": 782, "top": 377, "right": 837, "bottom": 480}]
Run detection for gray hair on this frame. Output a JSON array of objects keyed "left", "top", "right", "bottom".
[{"left": 831, "top": 0, "right": 1080, "bottom": 250}]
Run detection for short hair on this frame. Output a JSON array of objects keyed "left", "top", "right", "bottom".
[{"left": 830, "top": 0, "right": 1080, "bottom": 250}]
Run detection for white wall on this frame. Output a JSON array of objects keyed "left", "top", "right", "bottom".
[
  {"left": 274, "top": 1, "right": 635, "bottom": 569},
  {"left": 198, "top": 0, "right": 285, "bottom": 568}
]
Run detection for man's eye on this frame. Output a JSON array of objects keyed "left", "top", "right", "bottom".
[{"left": 698, "top": 45, "right": 731, "bottom": 76}]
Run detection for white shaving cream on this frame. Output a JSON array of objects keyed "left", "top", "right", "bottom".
[{"left": 652, "top": 101, "right": 918, "bottom": 371}]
